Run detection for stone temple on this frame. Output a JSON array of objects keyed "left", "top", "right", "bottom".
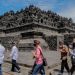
[{"left": 0, "top": 5, "right": 75, "bottom": 51}]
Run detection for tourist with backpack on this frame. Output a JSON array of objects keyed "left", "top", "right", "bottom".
[{"left": 32, "top": 40, "right": 45, "bottom": 75}]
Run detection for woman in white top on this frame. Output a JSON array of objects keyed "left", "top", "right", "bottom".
[{"left": 0, "top": 42, "right": 5, "bottom": 75}]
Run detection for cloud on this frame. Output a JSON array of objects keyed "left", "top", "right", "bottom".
[
  {"left": 36, "top": 0, "right": 58, "bottom": 11},
  {"left": 58, "top": 6, "right": 75, "bottom": 22}
]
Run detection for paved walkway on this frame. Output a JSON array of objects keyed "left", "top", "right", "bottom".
[
  {"left": 3, "top": 63, "right": 31, "bottom": 75},
  {"left": 3, "top": 50, "right": 74, "bottom": 75},
  {"left": 3, "top": 50, "right": 60, "bottom": 75},
  {"left": 3, "top": 62, "right": 75, "bottom": 75},
  {"left": 3, "top": 63, "right": 51, "bottom": 75},
  {"left": 48, "top": 59, "right": 75, "bottom": 75},
  {"left": 5, "top": 50, "right": 60, "bottom": 66}
]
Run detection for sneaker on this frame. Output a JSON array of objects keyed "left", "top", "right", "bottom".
[{"left": 17, "top": 70, "right": 21, "bottom": 73}]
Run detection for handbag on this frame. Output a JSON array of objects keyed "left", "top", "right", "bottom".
[
  {"left": 39, "top": 49, "right": 47, "bottom": 66},
  {"left": 43, "top": 58, "right": 47, "bottom": 66}
]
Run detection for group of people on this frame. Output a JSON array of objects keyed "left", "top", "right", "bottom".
[
  {"left": 0, "top": 39, "right": 75, "bottom": 75},
  {"left": 59, "top": 41, "right": 75, "bottom": 75},
  {"left": 30, "top": 40, "right": 75, "bottom": 75},
  {"left": 0, "top": 40, "right": 45, "bottom": 75},
  {"left": 0, "top": 41, "right": 20, "bottom": 75}
]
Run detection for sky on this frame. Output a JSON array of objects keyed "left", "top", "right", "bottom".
[{"left": 0, "top": 0, "right": 75, "bottom": 22}]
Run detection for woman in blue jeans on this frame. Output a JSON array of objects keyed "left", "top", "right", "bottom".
[
  {"left": 32, "top": 64, "right": 45, "bottom": 75},
  {"left": 32, "top": 40, "right": 45, "bottom": 75}
]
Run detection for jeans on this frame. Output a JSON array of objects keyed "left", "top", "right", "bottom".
[
  {"left": 0, "top": 64, "right": 2, "bottom": 75},
  {"left": 32, "top": 64, "right": 45, "bottom": 75},
  {"left": 11, "top": 59, "right": 20, "bottom": 72}
]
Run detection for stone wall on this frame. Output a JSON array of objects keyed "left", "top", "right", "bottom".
[
  {"left": 0, "top": 33, "right": 75, "bottom": 51},
  {"left": 43, "top": 34, "right": 64, "bottom": 50},
  {"left": 64, "top": 33, "right": 75, "bottom": 46},
  {"left": 0, "top": 35, "right": 20, "bottom": 50}
]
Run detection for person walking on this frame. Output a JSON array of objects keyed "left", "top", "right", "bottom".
[
  {"left": 32, "top": 40, "right": 45, "bottom": 75},
  {"left": 58, "top": 41, "right": 70, "bottom": 75},
  {"left": 0, "top": 40, "right": 5, "bottom": 75},
  {"left": 10, "top": 42, "right": 20, "bottom": 73},
  {"left": 69, "top": 43, "right": 75, "bottom": 75}
]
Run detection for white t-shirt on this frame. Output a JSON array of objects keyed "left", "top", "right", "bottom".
[
  {"left": 0, "top": 44, "right": 5, "bottom": 64},
  {"left": 70, "top": 49, "right": 75, "bottom": 58},
  {"left": 10, "top": 46, "right": 19, "bottom": 60}
]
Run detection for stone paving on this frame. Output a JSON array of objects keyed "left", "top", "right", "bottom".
[
  {"left": 3, "top": 63, "right": 31, "bottom": 75},
  {"left": 3, "top": 50, "right": 60, "bottom": 75},
  {"left": 3, "top": 50, "right": 75, "bottom": 75},
  {"left": 5, "top": 50, "right": 60, "bottom": 66},
  {"left": 3, "top": 63, "right": 51, "bottom": 75},
  {"left": 48, "top": 59, "right": 75, "bottom": 75},
  {"left": 3, "top": 62, "right": 75, "bottom": 75},
  {"left": 52, "top": 65, "right": 75, "bottom": 75}
]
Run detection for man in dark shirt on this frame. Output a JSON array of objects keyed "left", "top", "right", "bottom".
[{"left": 58, "top": 41, "right": 70, "bottom": 75}]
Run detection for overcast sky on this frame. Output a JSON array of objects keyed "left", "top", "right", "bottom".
[{"left": 0, "top": 0, "right": 75, "bottom": 22}]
